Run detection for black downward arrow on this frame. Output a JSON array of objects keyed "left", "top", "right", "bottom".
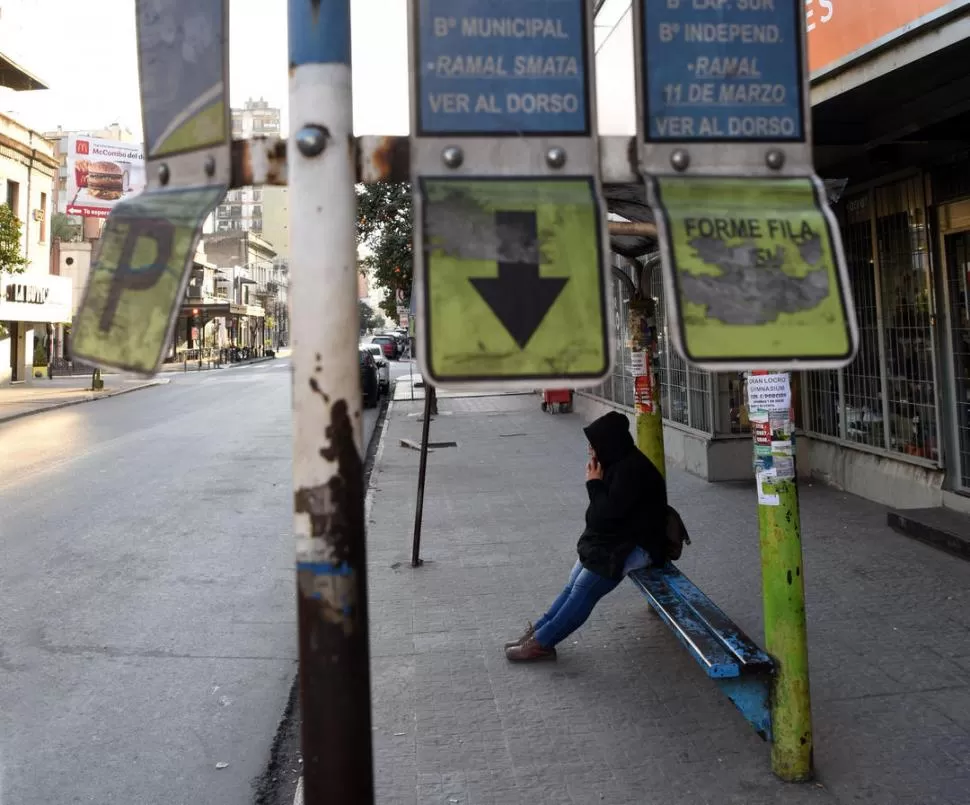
[{"left": 469, "top": 210, "right": 569, "bottom": 349}]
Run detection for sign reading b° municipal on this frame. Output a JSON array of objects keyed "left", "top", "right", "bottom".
[{"left": 415, "top": 0, "right": 591, "bottom": 136}]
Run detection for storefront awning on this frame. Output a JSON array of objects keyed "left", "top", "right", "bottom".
[
  {"left": 604, "top": 184, "right": 656, "bottom": 260},
  {"left": 0, "top": 52, "right": 48, "bottom": 91},
  {"left": 180, "top": 301, "right": 265, "bottom": 318}
]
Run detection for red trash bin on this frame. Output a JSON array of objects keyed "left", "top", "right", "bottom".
[{"left": 541, "top": 389, "right": 573, "bottom": 413}]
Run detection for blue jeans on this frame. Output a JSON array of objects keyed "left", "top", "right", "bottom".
[{"left": 533, "top": 547, "right": 651, "bottom": 648}]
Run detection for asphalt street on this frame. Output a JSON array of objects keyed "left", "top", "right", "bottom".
[{"left": 0, "top": 357, "right": 390, "bottom": 804}]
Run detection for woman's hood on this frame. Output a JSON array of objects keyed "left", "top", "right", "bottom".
[{"left": 583, "top": 411, "right": 635, "bottom": 468}]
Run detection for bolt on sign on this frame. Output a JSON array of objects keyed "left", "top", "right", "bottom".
[
  {"left": 72, "top": 0, "right": 231, "bottom": 375},
  {"left": 633, "top": 0, "right": 858, "bottom": 371},
  {"left": 409, "top": 0, "right": 611, "bottom": 389}
]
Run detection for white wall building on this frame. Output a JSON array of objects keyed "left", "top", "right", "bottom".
[
  {"left": 207, "top": 98, "right": 284, "bottom": 239},
  {"left": 0, "top": 112, "right": 65, "bottom": 383}
]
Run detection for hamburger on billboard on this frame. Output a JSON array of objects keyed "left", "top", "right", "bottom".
[{"left": 65, "top": 135, "right": 146, "bottom": 219}]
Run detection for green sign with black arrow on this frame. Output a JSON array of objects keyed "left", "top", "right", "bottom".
[{"left": 417, "top": 177, "right": 611, "bottom": 387}]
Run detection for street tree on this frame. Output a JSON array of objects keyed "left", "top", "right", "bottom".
[
  {"left": 359, "top": 299, "right": 383, "bottom": 334},
  {"left": 51, "top": 212, "right": 80, "bottom": 243},
  {"left": 356, "top": 182, "right": 411, "bottom": 319},
  {"left": 0, "top": 203, "right": 29, "bottom": 275}
]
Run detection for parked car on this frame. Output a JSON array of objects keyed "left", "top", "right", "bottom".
[
  {"left": 371, "top": 334, "right": 400, "bottom": 360},
  {"left": 359, "top": 348, "right": 379, "bottom": 408},
  {"left": 361, "top": 343, "right": 390, "bottom": 394},
  {"left": 391, "top": 331, "right": 408, "bottom": 354}
]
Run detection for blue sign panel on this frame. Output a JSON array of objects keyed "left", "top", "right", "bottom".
[
  {"left": 416, "top": 0, "right": 589, "bottom": 136},
  {"left": 641, "top": 0, "right": 804, "bottom": 142}
]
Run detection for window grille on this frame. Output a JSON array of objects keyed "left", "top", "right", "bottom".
[{"left": 802, "top": 177, "right": 940, "bottom": 464}]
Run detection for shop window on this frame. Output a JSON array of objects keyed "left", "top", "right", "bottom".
[
  {"left": 6, "top": 180, "right": 19, "bottom": 216},
  {"left": 649, "top": 264, "right": 713, "bottom": 432},
  {"left": 843, "top": 209, "right": 883, "bottom": 447},
  {"left": 944, "top": 232, "right": 970, "bottom": 488},
  {"left": 586, "top": 255, "right": 716, "bottom": 434},
  {"left": 875, "top": 178, "right": 937, "bottom": 461},
  {"left": 589, "top": 268, "right": 634, "bottom": 408},
  {"left": 805, "top": 192, "right": 885, "bottom": 445},
  {"left": 716, "top": 373, "right": 751, "bottom": 435},
  {"left": 802, "top": 178, "right": 940, "bottom": 465}
]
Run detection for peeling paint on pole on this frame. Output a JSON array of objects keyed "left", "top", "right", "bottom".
[
  {"left": 289, "top": 0, "right": 374, "bottom": 800},
  {"left": 747, "top": 371, "right": 814, "bottom": 781}
]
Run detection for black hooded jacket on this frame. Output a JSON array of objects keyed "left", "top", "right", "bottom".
[{"left": 577, "top": 411, "right": 668, "bottom": 579}]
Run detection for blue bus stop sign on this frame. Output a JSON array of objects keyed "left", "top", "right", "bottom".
[
  {"left": 415, "top": 0, "right": 590, "bottom": 136},
  {"left": 641, "top": 0, "right": 804, "bottom": 142}
]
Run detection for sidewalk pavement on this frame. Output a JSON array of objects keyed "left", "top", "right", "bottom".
[
  {"left": 358, "top": 393, "right": 970, "bottom": 805},
  {"left": 158, "top": 353, "right": 277, "bottom": 372},
  {"left": 0, "top": 374, "right": 167, "bottom": 423}
]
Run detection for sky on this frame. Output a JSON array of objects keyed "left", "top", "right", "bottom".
[
  {"left": 0, "top": 0, "right": 408, "bottom": 136},
  {"left": 0, "top": 0, "right": 636, "bottom": 138}
]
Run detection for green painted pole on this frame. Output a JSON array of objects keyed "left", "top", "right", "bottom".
[
  {"left": 748, "top": 371, "right": 813, "bottom": 781},
  {"left": 628, "top": 294, "right": 665, "bottom": 476}
]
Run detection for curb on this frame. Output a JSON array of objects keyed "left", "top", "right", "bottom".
[
  {"left": 887, "top": 509, "right": 970, "bottom": 562},
  {"left": 364, "top": 396, "right": 393, "bottom": 536},
  {"left": 227, "top": 356, "right": 275, "bottom": 369},
  {"left": 0, "top": 380, "right": 170, "bottom": 425},
  {"left": 159, "top": 355, "right": 276, "bottom": 373}
]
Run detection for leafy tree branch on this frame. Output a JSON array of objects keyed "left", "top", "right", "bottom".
[{"left": 356, "top": 182, "right": 412, "bottom": 319}]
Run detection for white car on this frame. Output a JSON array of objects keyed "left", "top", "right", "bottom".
[{"left": 361, "top": 343, "right": 390, "bottom": 393}]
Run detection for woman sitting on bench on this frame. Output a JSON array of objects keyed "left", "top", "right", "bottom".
[{"left": 505, "top": 411, "right": 669, "bottom": 662}]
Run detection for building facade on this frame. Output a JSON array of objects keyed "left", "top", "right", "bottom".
[
  {"left": 584, "top": 1, "right": 970, "bottom": 513},
  {"left": 211, "top": 99, "right": 285, "bottom": 239},
  {"left": 259, "top": 186, "right": 289, "bottom": 257},
  {"left": 178, "top": 231, "right": 290, "bottom": 358},
  {"left": 0, "top": 111, "right": 64, "bottom": 383}
]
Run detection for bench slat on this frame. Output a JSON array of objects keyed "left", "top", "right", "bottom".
[
  {"left": 628, "top": 568, "right": 741, "bottom": 679},
  {"left": 661, "top": 566, "right": 774, "bottom": 671}
]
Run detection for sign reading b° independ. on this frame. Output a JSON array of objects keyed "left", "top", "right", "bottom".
[
  {"left": 641, "top": 0, "right": 804, "bottom": 142},
  {"left": 649, "top": 175, "right": 858, "bottom": 370},
  {"left": 420, "top": 178, "right": 609, "bottom": 385},
  {"left": 415, "top": 0, "right": 590, "bottom": 135}
]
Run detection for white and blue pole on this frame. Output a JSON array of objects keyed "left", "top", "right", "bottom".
[{"left": 288, "top": 0, "right": 374, "bottom": 802}]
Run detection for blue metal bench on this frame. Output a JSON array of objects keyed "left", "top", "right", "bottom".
[{"left": 628, "top": 563, "right": 775, "bottom": 740}]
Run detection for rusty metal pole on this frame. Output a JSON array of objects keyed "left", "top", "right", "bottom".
[
  {"left": 289, "top": 0, "right": 374, "bottom": 803},
  {"left": 410, "top": 389, "right": 434, "bottom": 567}
]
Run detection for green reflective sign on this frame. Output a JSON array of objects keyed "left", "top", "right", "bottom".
[
  {"left": 419, "top": 177, "right": 610, "bottom": 386},
  {"left": 649, "top": 175, "right": 858, "bottom": 370},
  {"left": 71, "top": 185, "right": 226, "bottom": 375}
]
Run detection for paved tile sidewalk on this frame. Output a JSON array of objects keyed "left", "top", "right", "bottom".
[
  {"left": 364, "top": 394, "right": 970, "bottom": 805},
  {"left": 0, "top": 375, "right": 166, "bottom": 422}
]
